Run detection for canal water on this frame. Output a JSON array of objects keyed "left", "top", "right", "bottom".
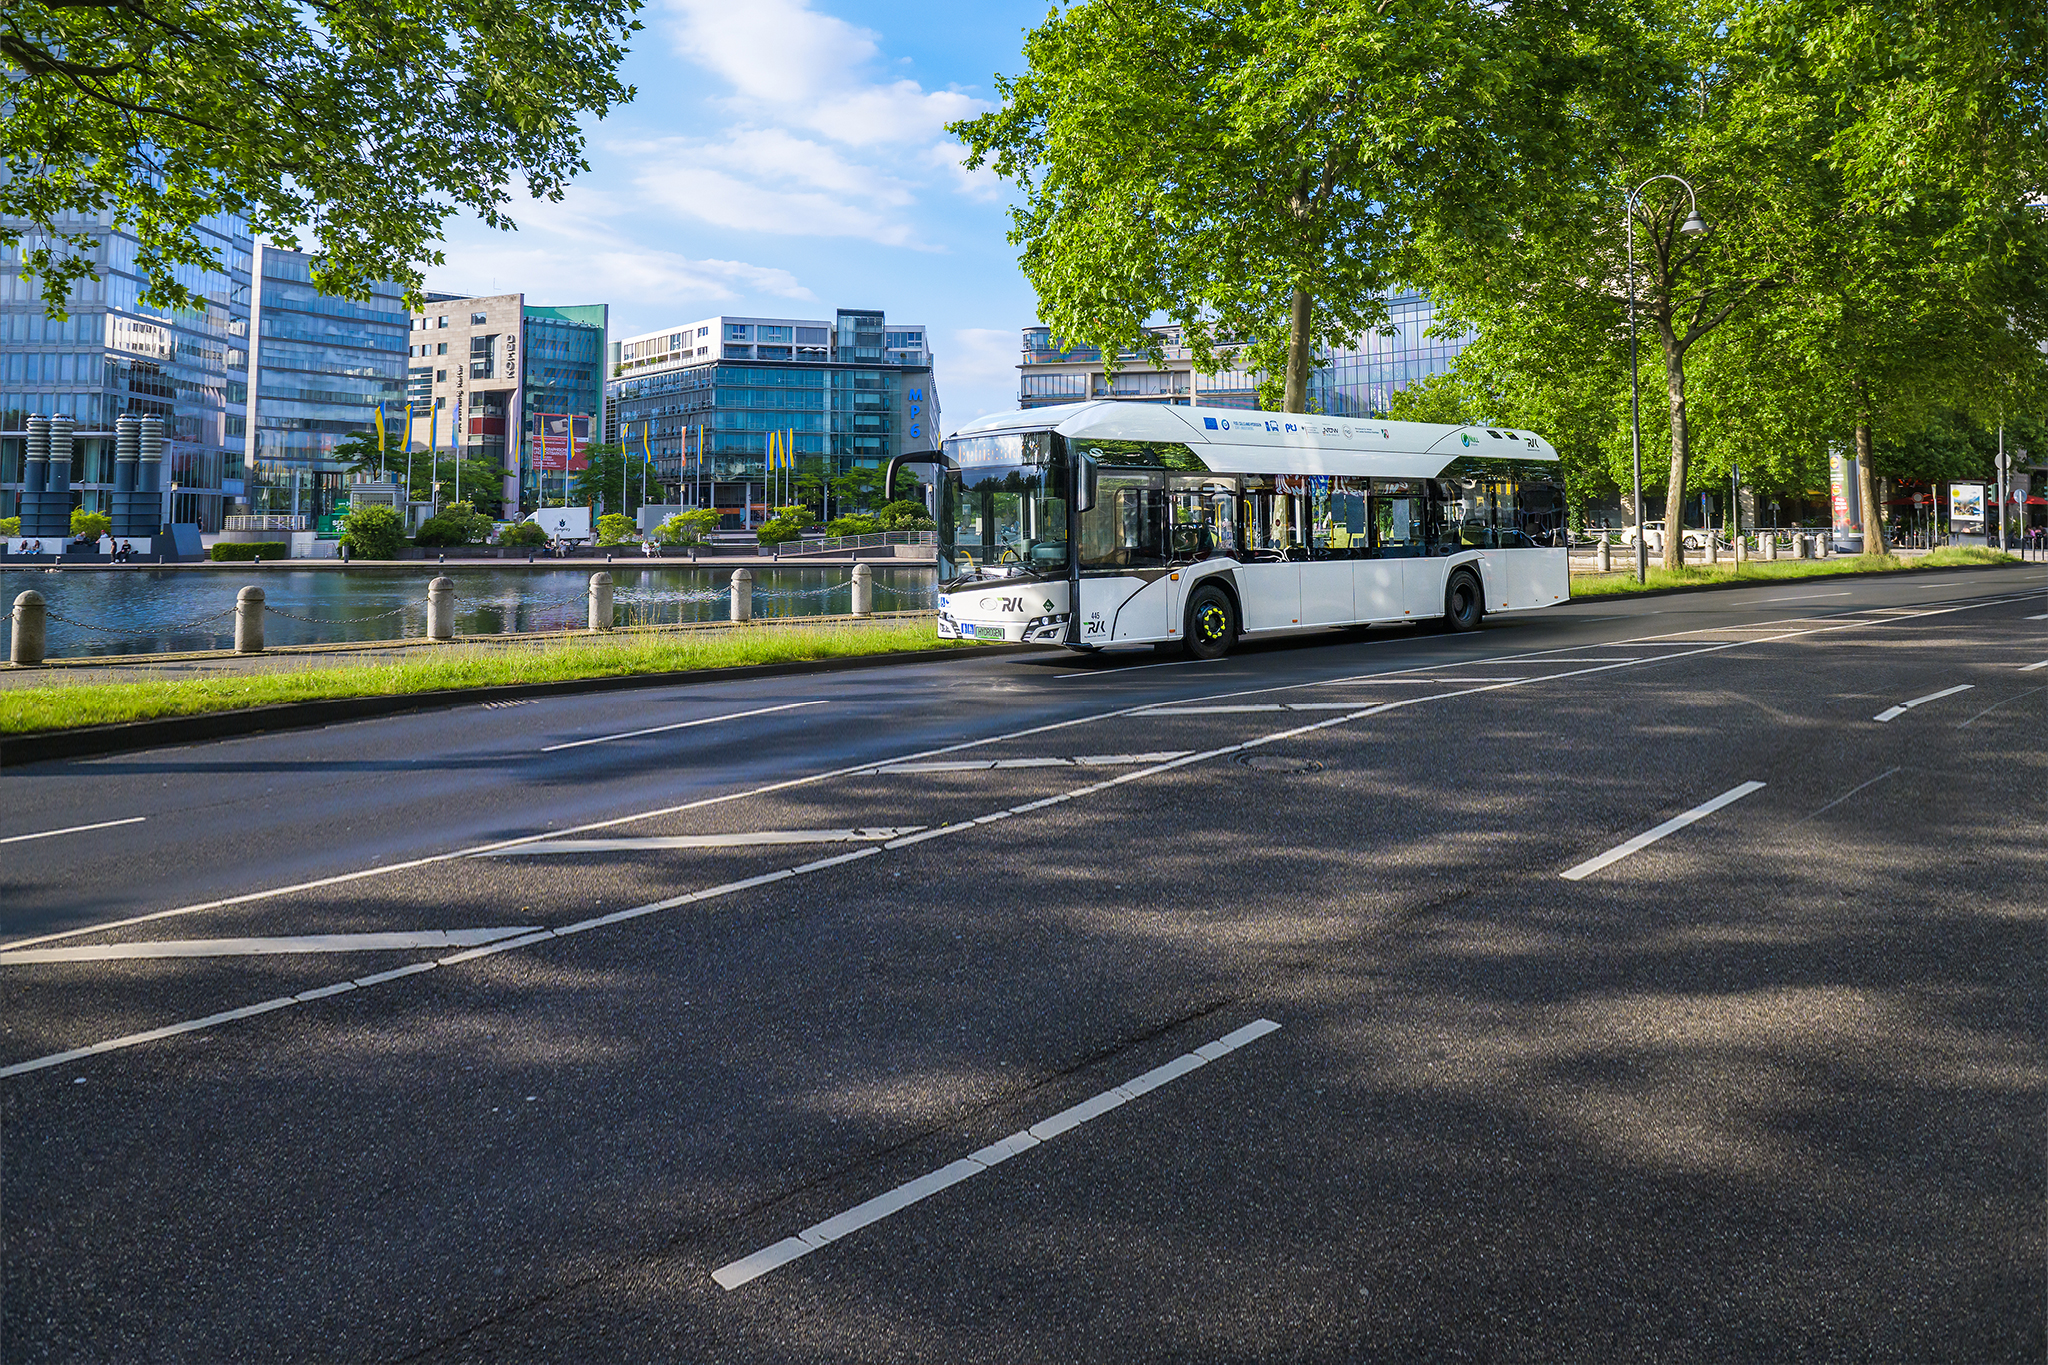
[{"left": 0, "top": 564, "right": 938, "bottom": 658}]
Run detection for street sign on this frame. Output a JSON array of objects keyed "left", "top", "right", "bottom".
[{"left": 1995, "top": 452, "right": 2010, "bottom": 472}]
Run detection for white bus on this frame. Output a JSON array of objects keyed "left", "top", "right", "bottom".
[{"left": 931, "top": 401, "right": 1569, "bottom": 656}]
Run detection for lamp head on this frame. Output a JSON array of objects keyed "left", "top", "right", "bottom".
[{"left": 1681, "top": 208, "right": 1708, "bottom": 235}]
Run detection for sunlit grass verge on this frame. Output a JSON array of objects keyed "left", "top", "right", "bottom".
[
  {"left": 1572, "top": 546, "right": 2020, "bottom": 596},
  {"left": 2, "top": 619, "right": 970, "bottom": 733}
]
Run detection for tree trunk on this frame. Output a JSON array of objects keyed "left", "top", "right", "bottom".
[
  {"left": 1854, "top": 409, "right": 1886, "bottom": 555},
  {"left": 1283, "top": 287, "right": 1312, "bottom": 413},
  {"left": 1660, "top": 342, "right": 1690, "bottom": 570}
]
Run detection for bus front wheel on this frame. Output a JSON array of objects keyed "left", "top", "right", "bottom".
[
  {"left": 1444, "top": 570, "right": 1483, "bottom": 632},
  {"left": 1184, "top": 583, "right": 1238, "bottom": 659}
]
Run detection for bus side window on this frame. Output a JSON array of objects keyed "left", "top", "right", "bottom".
[{"left": 1080, "top": 474, "right": 1168, "bottom": 570}]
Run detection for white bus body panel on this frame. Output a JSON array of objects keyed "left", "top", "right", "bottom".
[
  {"left": 936, "top": 579, "right": 1072, "bottom": 643},
  {"left": 1298, "top": 560, "right": 1354, "bottom": 627},
  {"left": 1474, "top": 548, "right": 1569, "bottom": 612}
]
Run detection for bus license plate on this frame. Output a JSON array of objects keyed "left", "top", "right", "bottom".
[{"left": 965, "top": 624, "right": 998, "bottom": 640}]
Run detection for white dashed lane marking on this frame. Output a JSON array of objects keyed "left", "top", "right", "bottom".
[
  {"left": 0, "top": 927, "right": 543, "bottom": 966},
  {"left": 1560, "top": 782, "right": 1767, "bottom": 881},
  {"left": 538, "top": 700, "right": 827, "bottom": 752},
  {"left": 711, "top": 1019, "right": 1282, "bottom": 1291},
  {"left": 481, "top": 829, "right": 922, "bottom": 856},
  {"left": 0, "top": 816, "right": 147, "bottom": 846},
  {"left": 1872, "top": 684, "right": 1973, "bottom": 722}
]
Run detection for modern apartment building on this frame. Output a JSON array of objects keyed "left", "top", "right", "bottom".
[
  {"left": 1, "top": 212, "right": 251, "bottom": 529},
  {"left": 605, "top": 308, "right": 938, "bottom": 529},
  {"left": 404, "top": 294, "right": 607, "bottom": 513},
  {"left": 241, "top": 243, "right": 408, "bottom": 519},
  {"left": 1017, "top": 293, "right": 1472, "bottom": 418}
]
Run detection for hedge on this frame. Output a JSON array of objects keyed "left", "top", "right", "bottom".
[{"left": 210, "top": 542, "right": 289, "bottom": 561}]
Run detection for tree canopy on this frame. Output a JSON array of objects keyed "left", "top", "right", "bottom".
[
  {"left": 952, "top": 0, "right": 1659, "bottom": 410},
  {"left": 2, "top": 0, "right": 641, "bottom": 314}
]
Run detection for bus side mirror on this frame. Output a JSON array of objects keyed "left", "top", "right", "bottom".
[{"left": 1076, "top": 454, "right": 1099, "bottom": 513}]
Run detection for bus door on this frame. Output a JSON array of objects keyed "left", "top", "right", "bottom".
[
  {"left": 1166, "top": 476, "right": 1236, "bottom": 630},
  {"left": 1236, "top": 476, "right": 1302, "bottom": 631},
  {"left": 1298, "top": 476, "right": 1355, "bottom": 625},
  {"left": 1368, "top": 480, "right": 1430, "bottom": 616}
]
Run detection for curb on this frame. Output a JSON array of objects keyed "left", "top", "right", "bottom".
[
  {"left": 1566, "top": 557, "right": 2037, "bottom": 605},
  {"left": 0, "top": 643, "right": 1049, "bottom": 769}
]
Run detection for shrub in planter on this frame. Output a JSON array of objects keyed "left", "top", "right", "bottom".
[
  {"left": 876, "top": 499, "right": 934, "bottom": 532},
  {"left": 825, "top": 513, "right": 879, "bottom": 537},
  {"left": 210, "top": 541, "right": 289, "bottom": 561},
  {"left": 497, "top": 520, "right": 549, "bottom": 548},
  {"left": 337, "top": 504, "right": 406, "bottom": 559},
  {"left": 595, "top": 512, "right": 639, "bottom": 546},
  {"left": 754, "top": 505, "right": 814, "bottom": 546},
  {"left": 656, "top": 509, "right": 720, "bottom": 546}
]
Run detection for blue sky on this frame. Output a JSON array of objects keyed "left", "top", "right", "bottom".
[{"left": 425, "top": 0, "right": 1048, "bottom": 427}]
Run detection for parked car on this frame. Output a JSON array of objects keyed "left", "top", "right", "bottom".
[{"left": 1620, "top": 520, "right": 1711, "bottom": 552}]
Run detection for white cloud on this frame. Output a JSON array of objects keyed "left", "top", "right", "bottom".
[{"left": 937, "top": 326, "right": 1021, "bottom": 427}]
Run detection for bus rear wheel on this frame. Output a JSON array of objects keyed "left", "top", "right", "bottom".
[
  {"left": 1184, "top": 583, "right": 1238, "bottom": 659},
  {"left": 1444, "top": 569, "right": 1483, "bottom": 632}
]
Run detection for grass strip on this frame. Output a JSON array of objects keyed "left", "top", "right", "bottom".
[
  {"left": 2, "top": 619, "right": 969, "bottom": 733},
  {"left": 1571, "top": 546, "right": 2020, "bottom": 596}
]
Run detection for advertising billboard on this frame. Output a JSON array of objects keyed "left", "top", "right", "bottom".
[
  {"left": 1828, "top": 447, "right": 1863, "bottom": 552},
  {"left": 1949, "top": 482, "right": 1985, "bottom": 533},
  {"left": 534, "top": 414, "right": 593, "bottom": 472}
]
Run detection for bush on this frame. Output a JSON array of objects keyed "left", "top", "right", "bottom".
[
  {"left": 755, "top": 504, "right": 814, "bottom": 546},
  {"left": 0, "top": 516, "right": 19, "bottom": 537},
  {"left": 337, "top": 503, "right": 406, "bottom": 559},
  {"left": 825, "top": 513, "right": 879, "bottom": 537},
  {"left": 210, "top": 541, "right": 288, "bottom": 561},
  {"left": 497, "top": 520, "right": 549, "bottom": 548},
  {"left": 876, "top": 499, "right": 934, "bottom": 532},
  {"left": 657, "top": 508, "right": 720, "bottom": 546},
  {"left": 414, "top": 502, "right": 495, "bottom": 548},
  {"left": 595, "top": 512, "right": 639, "bottom": 546},
  {"left": 71, "top": 509, "right": 114, "bottom": 541}
]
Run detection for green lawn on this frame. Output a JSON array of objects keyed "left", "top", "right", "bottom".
[
  {"left": 2, "top": 619, "right": 969, "bottom": 733},
  {"left": 1572, "top": 546, "right": 2020, "bottom": 596}
]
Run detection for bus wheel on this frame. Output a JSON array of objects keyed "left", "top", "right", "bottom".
[
  {"left": 1184, "top": 584, "right": 1237, "bottom": 659},
  {"left": 1444, "top": 570, "right": 1483, "bottom": 632}
]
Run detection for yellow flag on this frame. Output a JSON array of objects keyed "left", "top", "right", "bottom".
[{"left": 374, "top": 404, "right": 386, "bottom": 451}]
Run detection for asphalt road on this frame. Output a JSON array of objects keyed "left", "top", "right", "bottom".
[{"left": 3, "top": 566, "right": 2044, "bottom": 1363}]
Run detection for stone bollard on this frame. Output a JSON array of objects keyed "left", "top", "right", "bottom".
[
  {"left": 1762, "top": 533, "right": 1777, "bottom": 561},
  {"left": 851, "top": 562, "right": 873, "bottom": 617},
  {"left": 1595, "top": 539, "right": 1611, "bottom": 573},
  {"left": 427, "top": 576, "right": 455, "bottom": 640},
  {"left": 588, "top": 571, "right": 613, "bottom": 631},
  {"left": 11, "top": 590, "right": 47, "bottom": 666},
  {"left": 1705, "top": 536, "right": 1719, "bottom": 566},
  {"left": 1792, "top": 533, "right": 1808, "bottom": 559},
  {"left": 730, "top": 567, "right": 753, "bottom": 623},
  {"left": 235, "top": 585, "right": 265, "bottom": 653}
]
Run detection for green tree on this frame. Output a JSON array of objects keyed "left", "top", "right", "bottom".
[
  {"left": 498, "top": 521, "right": 549, "bottom": 549},
  {"left": 876, "top": 499, "right": 935, "bottom": 532},
  {"left": 411, "top": 500, "right": 494, "bottom": 547},
  {"left": 569, "top": 444, "right": 655, "bottom": 519},
  {"left": 1, "top": 0, "right": 641, "bottom": 316},
  {"left": 594, "top": 512, "right": 638, "bottom": 546},
  {"left": 337, "top": 503, "right": 404, "bottom": 559},
  {"left": 657, "top": 509, "right": 720, "bottom": 546},
  {"left": 754, "top": 504, "right": 814, "bottom": 546},
  {"left": 953, "top": 0, "right": 1652, "bottom": 411},
  {"left": 829, "top": 465, "right": 887, "bottom": 514},
  {"left": 69, "top": 508, "right": 113, "bottom": 541}
]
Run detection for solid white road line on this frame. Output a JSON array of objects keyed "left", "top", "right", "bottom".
[
  {"left": 11, "top": 589, "right": 2027, "bottom": 962},
  {"left": 0, "top": 927, "right": 542, "bottom": 966},
  {"left": 0, "top": 816, "right": 146, "bottom": 847},
  {"left": 539, "top": 700, "right": 827, "bottom": 752},
  {"left": 1072, "top": 752, "right": 1192, "bottom": 765},
  {"left": 2025, "top": 614, "right": 2048, "bottom": 621},
  {"left": 1872, "top": 683, "right": 1974, "bottom": 722},
  {"left": 481, "top": 830, "right": 920, "bottom": 856},
  {"left": 1765, "top": 592, "right": 1851, "bottom": 601},
  {"left": 1560, "top": 782, "right": 1767, "bottom": 882},
  {"left": 710, "top": 1018, "right": 1281, "bottom": 1291},
  {"left": 2020, "top": 659, "right": 2048, "bottom": 672}
]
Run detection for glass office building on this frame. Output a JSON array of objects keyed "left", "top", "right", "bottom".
[
  {"left": 243, "top": 244, "right": 409, "bottom": 518},
  {"left": 406, "top": 294, "right": 606, "bottom": 513},
  {"left": 1018, "top": 293, "right": 1472, "bottom": 419},
  {"left": 606, "top": 308, "right": 938, "bottom": 528},
  {"left": 1, "top": 212, "right": 251, "bottom": 529}
]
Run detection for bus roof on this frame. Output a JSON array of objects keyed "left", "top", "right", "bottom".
[{"left": 949, "top": 401, "right": 1557, "bottom": 478}]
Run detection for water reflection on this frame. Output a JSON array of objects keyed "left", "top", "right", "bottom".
[{"left": 0, "top": 565, "right": 938, "bottom": 658}]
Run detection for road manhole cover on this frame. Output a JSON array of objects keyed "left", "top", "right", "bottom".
[{"left": 1237, "top": 754, "right": 1324, "bottom": 773}]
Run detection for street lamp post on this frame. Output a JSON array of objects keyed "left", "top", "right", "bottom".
[{"left": 1625, "top": 174, "right": 1709, "bottom": 583}]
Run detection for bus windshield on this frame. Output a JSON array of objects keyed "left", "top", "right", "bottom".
[{"left": 940, "top": 431, "right": 1069, "bottom": 579}]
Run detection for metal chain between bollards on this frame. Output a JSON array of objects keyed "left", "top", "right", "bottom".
[
  {"left": 259, "top": 600, "right": 421, "bottom": 624},
  {"left": 39, "top": 605, "right": 238, "bottom": 637}
]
